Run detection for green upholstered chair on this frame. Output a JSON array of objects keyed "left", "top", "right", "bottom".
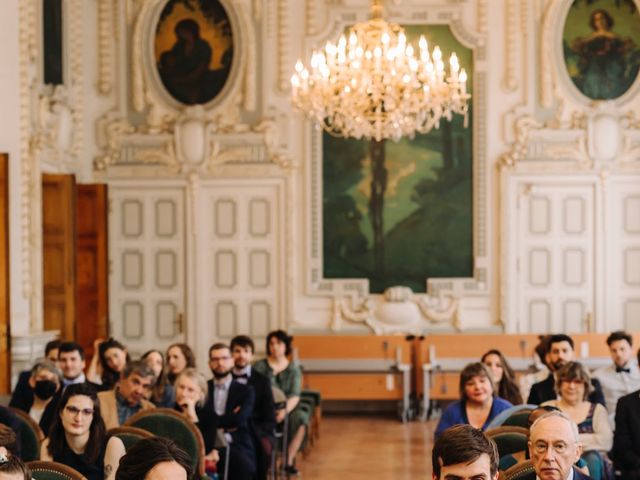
[
  {"left": 106, "top": 426, "right": 154, "bottom": 451},
  {"left": 301, "top": 389, "right": 322, "bottom": 445},
  {"left": 500, "top": 460, "right": 536, "bottom": 480},
  {"left": 124, "top": 408, "right": 205, "bottom": 479},
  {"left": 26, "top": 461, "right": 87, "bottom": 480},
  {"left": 10, "top": 407, "right": 44, "bottom": 461},
  {"left": 486, "top": 426, "right": 529, "bottom": 458},
  {"left": 501, "top": 409, "right": 534, "bottom": 428}
]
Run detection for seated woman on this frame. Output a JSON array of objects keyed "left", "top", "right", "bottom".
[
  {"left": 166, "top": 343, "right": 196, "bottom": 385},
  {"left": 87, "top": 338, "right": 130, "bottom": 390},
  {"left": 481, "top": 349, "right": 523, "bottom": 405},
  {"left": 173, "top": 368, "right": 253, "bottom": 480},
  {"left": 253, "top": 330, "right": 310, "bottom": 476},
  {"left": 541, "top": 361, "right": 613, "bottom": 480},
  {"left": 41, "top": 383, "right": 125, "bottom": 480},
  {"left": 434, "top": 362, "right": 513, "bottom": 439},
  {"left": 141, "top": 349, "right": 175, "bottom": 408}
]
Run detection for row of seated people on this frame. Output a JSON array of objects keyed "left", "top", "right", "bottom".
[
  {"left": 434, "top": 331, "right": 640, "bottom": 479},
  {"left": 7, "top": 329, "right": 315, "bottom": 479}
]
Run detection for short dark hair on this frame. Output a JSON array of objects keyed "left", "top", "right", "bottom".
[
  {"left": 549, "top": 334, "right": 574, "bottom": 350},
  {"left": 121, "top": 360, "right": 154, "bottom": 380},
  {"left": 589, "top": 8, "right": 613, "bottom": 30},
  {"left": 115, "top": 437, "right": 193, "bottom": 480},
  {"left": 607, "top": 330, "right": 632, "bottom": 347},
  {"left": 58, "top": 341, "right": 85, "bottom": 360},
  {"left": 208, "top": 342, "right": 231, "bottom": 357},
  {"left": 0, "top": 423, "right": 17, "bottom": 454},
  {"left": 432, "top": 425, "right": 498, "bottom": 479},
  {"left": 266, "top": 330, "right": 293, "bottom": 356},
  {"left": 459, "top": 362, "right": 495, "bottom": 399},
  {"left": 44, "top": 339, "right": 61, "bottom": 356},
  {"left": 230, "top": 335, "right": 255, "bottom": 353},
  {"left": 0, "top": 454, "right": 31, "bottom": 479}
]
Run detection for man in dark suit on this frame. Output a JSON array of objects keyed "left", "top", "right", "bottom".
[
  {"left": 612, "top": 384, "right": 640, "bottom": 477},
  {"left": 529, "top": 410, "right": 593, "bottom": 480},
  {"left": 231, "top": 335, "right": 276, "bottom": 480},
  {"left": 527, "top": 334, "right": 605, "bottom": 406},
  {"left": 207, "top": 343, "right": 256, "bottom": 480}
]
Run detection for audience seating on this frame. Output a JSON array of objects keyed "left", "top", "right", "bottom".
[
  {"left": 487, "top": 405, "right": 537, "bottom": 429},
  {"left": 26, "top": 461, "right": 87, "bottom": 480},
  {"left": 106, "top": 425, "right": 154, "bottom": 451},
  {"left": 271, "top": 386, "right": 288, "bottom": 479},
  {"left": 124, "top": 408, "right": 205, "bottom": 479},
  {"left": 500, "top": 460, "right": 536, "bottom": 480},
  {"left": 300, "top": 389, "right": 322, "bottom": 447},
  {"left": 485, "top": 426, "right": 529, "bottom": 458},
  {"left": 10, "top": 406, "right": 44, "bottom": 461}
]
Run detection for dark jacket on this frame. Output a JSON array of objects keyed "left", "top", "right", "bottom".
[
  {"left": 234, "top": 370, "right": 276, "bottom": 441},
  {"left": 612, "top": 390, "right": 640, "bottom": 476},
  {"left": 527, "top": 373, "right": 605, "bottom": 406},
  {"left": 9, "top": 370, "right": 61, "bottom": 436}
]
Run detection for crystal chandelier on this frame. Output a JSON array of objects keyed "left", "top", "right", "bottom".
[{"left": 290, "top": 0, "right": 470, "bottom": 142}]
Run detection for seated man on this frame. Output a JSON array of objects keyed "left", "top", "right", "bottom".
[
  {"left": 529, "top": 410, "right": 592, "bottom": 480},
  {"left": 115, "top": 437, "right": 192, "bottom": 480},
  {"left": 432, "top": 424, "right": 499, "bottom": 480},
  {"left": 98, "top": 361, "right": 155, "bottom": 429},
  {"left": 528, "top": 334, "right": 605, "bottom": 407},
  {"left": 592, "top": 331, "right": 640, "bottom": 426},
  {"left": 9, "top": 359, "right": 62, "bottom": 435},
  {"left": 611, "top": 348, "right": 640, "bottom": 478}
]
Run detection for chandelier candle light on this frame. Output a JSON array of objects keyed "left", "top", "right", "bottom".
[{"left": 290, "top": 0, "right": 471, "bottom": 142}]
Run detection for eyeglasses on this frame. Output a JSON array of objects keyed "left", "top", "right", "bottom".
[
  {"left": 532, "top": 441, "right": 573, "bottom": 455},
  {"left": 64, "top": 406, "right": 94, "bottom": 417}
]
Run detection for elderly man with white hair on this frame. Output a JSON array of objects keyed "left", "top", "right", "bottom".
[{"left": 528, "top": 410, "right": 593, "bottom": 480}]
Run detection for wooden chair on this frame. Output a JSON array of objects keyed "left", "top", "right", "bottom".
[
  {"left": 10, "top": 407, "right": 45, "bottom": 461},
  {"left": 485, "top": 426, "right": 529, "bottom": 458},
  {"left": 499, "top": 460, "right": 536, "bottom": 480},
  {"left": 124, "top": 408, "right": 205, "bottom": 479},
  {"left": 26, "top": 461, "right": 87, "bottom": 480},
  {"left": 106, "top": 425, "right": 154, "bottom": 451}
]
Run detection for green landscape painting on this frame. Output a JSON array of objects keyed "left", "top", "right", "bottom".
[{"left": 322, "top": 25, "right": 474, "bottom": 294}]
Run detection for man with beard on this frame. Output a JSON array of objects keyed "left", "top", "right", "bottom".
[
  {"left": 231, "top": 335, "right": 276, "bottom": 480},
  {"left": 207, "top": 343, "right": 256, "bottom": 480},
  {"left": 527, "top": 334, "right": 605, "bottom": 406}
]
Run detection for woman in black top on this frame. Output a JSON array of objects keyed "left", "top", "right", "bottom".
[{"left": 41, "top": 383, "right": 125, "bottom": 480}]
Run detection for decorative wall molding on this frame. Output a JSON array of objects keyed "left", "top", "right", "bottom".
[
  {"left": 503, "top": 0, "right": 517, "bottom": 91},
  {"left": 277, "top": 0, "right": 291, "bottom": 92},
  {"left": 331, "top": 286, "right": 460, "bottom": 334},
  {"left": 97, "top": 0, "right": 115, "bottom": 95}
]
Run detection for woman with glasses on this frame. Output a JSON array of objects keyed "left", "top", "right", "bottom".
[
  {"left": 40, "top": 383, "right": 125, "bottom": 480},
  {"left": 541, "top": 361, "right": 613, "bottom": 480}
]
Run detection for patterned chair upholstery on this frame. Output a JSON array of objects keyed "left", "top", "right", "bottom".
[
  {"left": 10, "top": 407, "right": 44, "bottom": 461},
  {"left": 27, "top": 461, "right": 87, "bottom": 480},
  {"left": 124, "top": 408, "right": 205, "bottom": 479}
]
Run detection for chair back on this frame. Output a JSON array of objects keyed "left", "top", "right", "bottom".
[
  {"left": 486, "top": 426, "right": 529, "bottom": 457},
  {"left": 500, "top": 460, "right": 536, "bottom": 480},
  {"left": 26, "top": 461, "right": 87, "bottom": 480},
  {"left": 106, "top": 426, "right": 154, "bottom": 451},
  {"left": 124, "top": 408, "right": 205, "bottom": 478},
  {"left": 501, "top": 409, "right": 534, "bottom": 428},
  {"left": 10, "top": 407, "right": 44, "bottom": 461}
]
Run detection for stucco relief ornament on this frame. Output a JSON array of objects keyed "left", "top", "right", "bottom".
[
  {"left": 331, "top": 286, "right": 459, "bottom": 334},
  {"left": 32, "top": 85, "right": 74, "bottom": 155}
]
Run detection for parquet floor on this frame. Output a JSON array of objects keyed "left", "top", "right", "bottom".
[{"left": 297, "top": 415, "right": 438, "bottom": 479}]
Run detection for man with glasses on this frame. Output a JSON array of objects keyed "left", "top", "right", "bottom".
[
  {"left": 98, "top": 361, "right": 155, "bottom": 429},
  {"left": 529, "top": 410, "right": 593, "bottom": 480},
  {"left": 207, "top": 343, "right": 256, "bottom": 480}
]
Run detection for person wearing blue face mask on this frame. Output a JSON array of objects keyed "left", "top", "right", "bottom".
[{"left": 16, "top": 359, "right": 63, "bottom": 435}]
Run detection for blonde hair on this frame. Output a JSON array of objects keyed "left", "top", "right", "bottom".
[{"left": 175, "top": 368, "right": 208, "bottom": 407}]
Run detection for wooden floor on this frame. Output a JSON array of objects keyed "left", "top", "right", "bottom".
[{"left": 297, "top": 415, "right": 437, "bottom": 479}]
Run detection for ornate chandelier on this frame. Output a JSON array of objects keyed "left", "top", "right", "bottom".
[{"left": 290, "top": 0, "right": 470, "bottom": 142}]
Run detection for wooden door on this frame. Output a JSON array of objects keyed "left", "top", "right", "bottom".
[
  {"left": 0, "top": 154, "right": 9, "bottom": 393},
  {"left": 42, "top": 174, "right": 76, "bottom": 340},
  {"left": 75, "top": 184, "right": 108, "bottom": 358}
]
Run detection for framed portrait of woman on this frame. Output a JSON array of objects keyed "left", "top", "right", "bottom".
[
  {"left": 562, "top": 0, "right": 640, "bottom": 101},
  {"left": 154, "top": 0, "right": 234, "bottom": 106}
]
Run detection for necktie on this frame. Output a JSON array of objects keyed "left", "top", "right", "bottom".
[{"left": 616, "top": 366, "right": 631, "bottom": 373}]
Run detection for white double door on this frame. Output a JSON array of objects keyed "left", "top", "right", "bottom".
[
  {"left": 109, "top": 180, "right": 284, "bottom": 362},
  {"left": 507, "top": 174, "right": 640, "bottom": 333}
]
